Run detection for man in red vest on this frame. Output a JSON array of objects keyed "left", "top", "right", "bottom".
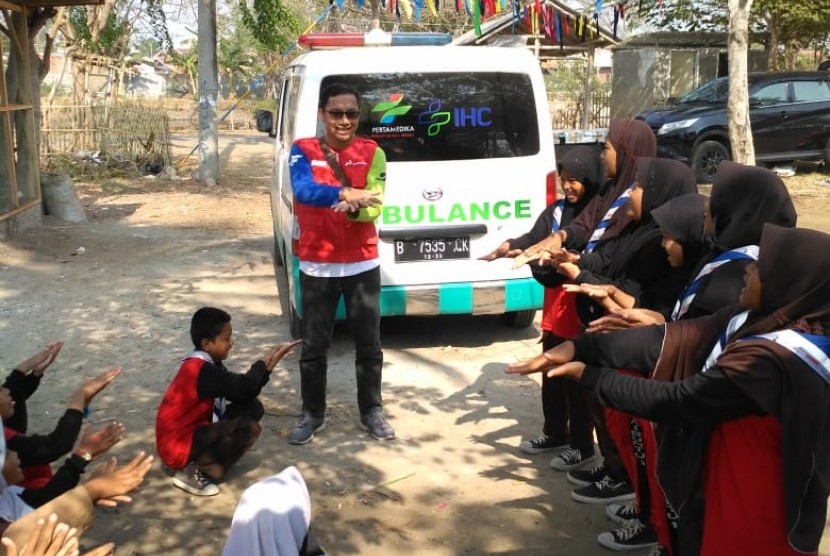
[{"left": 287, "top": 83, "right": 393, "bottom": 445}]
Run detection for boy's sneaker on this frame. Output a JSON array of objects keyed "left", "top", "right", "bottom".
[
  {"left": 567, "top": 461, "right": 606, "bottom": 487},
  {"left": 172, "top": 463, "right": 219, "bottom": 497},
  {"left": 605, "top": 501, "right": 639, "bottom": 524},
  {"left": 596, "top": 518, "right": 658, "bottom": 551},
  {"left": 550, "top": 448, "right": 597, "bottom": 471},
  {"left": 647, "top": 546, "right": 670, "bottom": 556},
  {"left": 288, "top": 413, "right": 326, "bottom": 445},
  {"left": 359, "top": 410, "right": 395, "bottom": 441},
  {"left": 571, "top": 475, "right": 636, "bottom": 504},
  {"left": 519, "top": 433, "right": 568, "bottom": 455}
]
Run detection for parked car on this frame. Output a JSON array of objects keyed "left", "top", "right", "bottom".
[{"left": 636, "top": 72, "right": 830, "bottom": 182}]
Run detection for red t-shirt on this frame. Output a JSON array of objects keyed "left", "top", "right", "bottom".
[
  {"left": 702, "top": 415, "right": 808, "bottom": 555},
  {"left": 541, "top": 286, "right": 581, "bottom": 339}
]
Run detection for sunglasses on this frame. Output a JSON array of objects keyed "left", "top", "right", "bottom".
[{"left": 324, "top": 110, "right": 361, "bottom": 121}]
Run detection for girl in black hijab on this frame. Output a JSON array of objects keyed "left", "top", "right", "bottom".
[
  {"left": 559, "top": 157, "right": 699, "bottom": 318},
  {"left": 586, "top": 161, "right": 797, "bottom": 332},
  {"left": 510, "top": 225, "right": 830, "bottom": 556},
  {"left": 479, "top": 146, "right": 602, "bottom": 461},
  {"left": 515, "top": 118, "right": 657, "bottom": 264}
]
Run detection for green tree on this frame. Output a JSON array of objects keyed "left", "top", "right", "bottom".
[
  {"left": 630, "top": 0, "right": 830, "bottom": 70},
  {"left": 239, "top": 0, "right": 300, "bottom": 52},
  {"left": 754, "top": 0, "right": 830, "bottom": 70},
  {"left": 167, "top": 41, "right": 199, "bottom": 101},
  {"left": 218, "top": 40, "right": 253, "bottom": 98}
]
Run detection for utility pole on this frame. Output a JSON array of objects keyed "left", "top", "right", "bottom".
[{"left": 198, "top": 0, "right": 219, "bottom": 185}]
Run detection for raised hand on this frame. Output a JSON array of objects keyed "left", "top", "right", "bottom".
[
  {"left": 262, "top": 340, "right": 303, "bottom": 372},
  {"left": 545, "top": 361, "right": 587, "bottom": 380},
  {"left": 510, "top": 233, "right": 564, "bottom": 268},
  {"left": 563, "top": 283, "right": 623, "bottom": 312},
  {"left": 505, "top": 341, "right": 576, "bottom": 376},
  {"left": 0, "top": 513, "right": 79, "bottom": 556},
  {"left": 69, "top": 368, "right": 121, "bottom": 411},
  {"left": 585, "top": 308, "right": 666, "bottom": 334},
  {"left": 556, "top": 262, "right": 581, "bottom": 280},
  {"left": 75, "top": 421, "right": 124, "bottom": 460},
  {"left": 16, "top": 342, "right": 64, "bottom": 377},
  {"left": 84, "top": 452, "right": 154, "bottom": 508},
  {"left": 478, "top": 241, "right": 521, "bottom": 261}
]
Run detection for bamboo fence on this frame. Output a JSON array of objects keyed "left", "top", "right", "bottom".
[
  {"left": 40, "top": 101, "right": 172, "bottom": 169},
  {"left": 548, "top": 91, "right": 611, "bottom": 130}
]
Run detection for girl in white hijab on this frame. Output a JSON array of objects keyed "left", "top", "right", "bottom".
[{"left": 222, "top": 466, "right": 324, "bottom": 556}]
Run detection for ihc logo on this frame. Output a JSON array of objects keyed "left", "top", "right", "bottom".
[{"left": 372, "top": 94, "right": 412, "bottom": 124}]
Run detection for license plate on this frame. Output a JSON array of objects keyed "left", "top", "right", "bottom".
[{"left": 394, "top": 237, "right": 470, "bottom": 262}]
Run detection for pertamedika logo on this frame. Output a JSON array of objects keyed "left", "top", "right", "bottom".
[
  {"left": 370, "top": 94, "right": 415, "bottom": 137},
  {"left": 372, "top": 94, "right": 413, "bottom": 124}
]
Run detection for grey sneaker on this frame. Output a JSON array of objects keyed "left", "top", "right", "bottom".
[
  {"left": 288, "top": 413, "right": 326, "bottom": 445},
  {"left": 550, "top": 447, "right": 597, "bottom": 471},
  {"left": 359, "top": 411, "right": 395, "bottom": 440},
  {"left": 171, "top": 463, "right": 219, "bottom": 497},
  {"left": 519, "top": 433, "right": 568, "bottom": 455}
]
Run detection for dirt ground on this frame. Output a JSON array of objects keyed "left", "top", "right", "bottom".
[{"left": 1, "top": 131, "right": 830, "bottom": 556}]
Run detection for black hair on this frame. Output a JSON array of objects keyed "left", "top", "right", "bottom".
[
  {"left": 318, "top": 83, "right": 361, "bottom": 109},
  {"left": 190, "top": 307, "right": 231, "bottom": 349}
]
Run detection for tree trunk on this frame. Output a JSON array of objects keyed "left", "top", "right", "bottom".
[
  {"left": 766, "top": 14, "right": 780, "bottom": 71},
  {"left": 727, "top": 0, "right": 755, "bottom": 166},
  {"left": 198, "top": 0, "right": 219, "bottom": 186}
]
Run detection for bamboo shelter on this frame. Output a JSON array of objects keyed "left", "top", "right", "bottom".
[{"left": 0, "top": 0, "right": 103, "bottom": 237}]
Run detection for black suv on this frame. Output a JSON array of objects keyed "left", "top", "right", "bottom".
[{"left": 636, "top": 72, "right": 830, "bottom": 182}]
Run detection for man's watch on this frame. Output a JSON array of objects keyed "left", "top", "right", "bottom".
[{"left": 77, "top": 451, "right": 93, "bottom": 462}]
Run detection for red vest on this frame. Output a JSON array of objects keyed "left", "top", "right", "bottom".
[
  {"left": 292, "top": 137, "right": 380, "bottom": 263},
  {"left": 541, "top": 286, "right": 581, "bottom": 338},
  {"left": 702, "top": 416, "right": 803, "bottom": 555},
  {"left": 3, "top": 428, "right": 52, "bottom": 490},
  {"left": 155, "top": 356, "right": 214, "bottom": 470}
]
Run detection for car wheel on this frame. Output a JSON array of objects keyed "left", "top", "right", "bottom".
[
  {"left": 691, "top": 140, "right": 730, "bottom": 184},
  {"left": 501, "top": 309, "right": 536, "bottom": 328}
]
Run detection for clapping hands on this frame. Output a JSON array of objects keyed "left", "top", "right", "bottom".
[{"left": 16, "top": 342, "right": 64, "bottom": 378}]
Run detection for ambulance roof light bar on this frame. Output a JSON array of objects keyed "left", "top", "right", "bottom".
[{"left": 298, "top": 29, "right": 452, "bottom": 48}]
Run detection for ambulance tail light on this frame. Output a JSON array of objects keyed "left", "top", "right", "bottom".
[
  {"left": 299, "top": 30, "right": 452, "bottom": 48},
  {"left": 546, "top": 170, "right": 558, "bottom": 206}
]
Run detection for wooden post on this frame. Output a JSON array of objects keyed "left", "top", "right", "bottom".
[{"left": 581, "top": 45, "right": 594, "bottom": 129}]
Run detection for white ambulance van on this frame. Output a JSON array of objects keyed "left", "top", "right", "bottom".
[{"left": 260, "top": 32, "right": 557, "bottom": 338}]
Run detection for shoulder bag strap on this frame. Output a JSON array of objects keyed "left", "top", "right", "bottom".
[{"left": 318, "top": 138, "right": 351, "bottom": 187}]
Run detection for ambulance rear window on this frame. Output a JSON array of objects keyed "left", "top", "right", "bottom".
[{"left": 321, "top": 73, "right": 540, "bottom": 162}]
